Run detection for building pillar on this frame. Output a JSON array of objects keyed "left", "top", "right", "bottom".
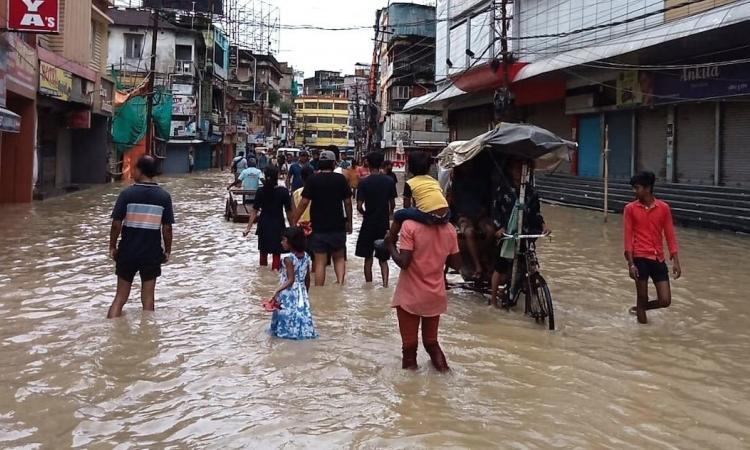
[
  {"left": 0, "top": 96, "right": 37, "bottom": 203},
  {"left": 666, "top": 105, "right": 675, "bottom": 183}
]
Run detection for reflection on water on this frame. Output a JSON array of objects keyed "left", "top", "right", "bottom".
[{"left": 1, "top": 170, "right": 749, "bottom": 448}]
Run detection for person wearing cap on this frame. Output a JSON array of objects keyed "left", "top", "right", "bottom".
[
  {"left": 287, "top": 150, "right": 311, "bottom": 191},
  {"left": 292, "top": 149, "right": 353, "bottom": 286}
]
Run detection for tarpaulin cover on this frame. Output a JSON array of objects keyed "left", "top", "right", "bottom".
[
  {"left": 111, "top": 71, "right": 173, "bottom": 155},
  {"left": 438, "top": 122, "right": 576, "bottom": 171}
]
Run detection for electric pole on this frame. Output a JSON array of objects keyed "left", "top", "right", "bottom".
[
  {"left": 494, "top": 0, "right": 515, "bottom": 123},
  {"left": 145, "top": 9, "right": 159, "bottom": 155}
]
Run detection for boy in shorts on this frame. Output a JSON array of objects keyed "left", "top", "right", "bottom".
[{"left": 624, "top": 171, "right": 681, "bottom": 324}]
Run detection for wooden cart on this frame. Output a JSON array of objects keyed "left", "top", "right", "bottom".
[{"left": 224, "top": 189, "right": 257, "bottom": 223}]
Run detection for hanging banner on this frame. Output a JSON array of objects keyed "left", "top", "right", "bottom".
[
  {"left": 39, "top": 61, "right": 72, "bottom": 101},
  {"left": 7, "top": 0, "right": 60, "bottom": 34}
]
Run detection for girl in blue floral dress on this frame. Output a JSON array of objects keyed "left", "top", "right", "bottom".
[{"left": 269, "top": 227, "right": 318, "bottom": 340}]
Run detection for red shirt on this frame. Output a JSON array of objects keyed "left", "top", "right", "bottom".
[{"left": 623, "top": 199, "right": 679, "bottom": 262}]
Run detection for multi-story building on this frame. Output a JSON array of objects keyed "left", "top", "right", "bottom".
[
  {"left": 407, "top": 0, "right": 750, "bottom": 188},
  {"left": 371, "top": 3, "right": 449, "bottom": 161},
  {"left": 108, "top": 7, "right": 208, "bottom": 173},
  {"left": 0, "top": 24, "right": 37, "bottom": 203},
  {"left": 304, "top": 70, "right": 345, "bottom": 97},
  {"left": 293, "top": 96, "right": 350, "bottom": 149},
  {"left": 38, "top": 0, "right": 116, "bottom": 198}
]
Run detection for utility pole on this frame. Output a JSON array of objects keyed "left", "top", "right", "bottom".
[
  {"left": 354, "top": 83, "right": 362, "bottom": 157},
  {"left": 145, "top": 9, "right": 159, "bottom": 156},
  {"left": 494, "top": 0, "right": 515, "bottom": 123}
]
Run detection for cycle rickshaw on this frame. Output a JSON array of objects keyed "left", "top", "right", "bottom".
[{"left": 438, "top": 123, "right": 576, "bottom": 330}]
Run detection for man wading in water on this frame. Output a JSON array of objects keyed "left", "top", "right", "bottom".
[
  {"left": 624, "top": 171, "right": 681, "bottom": 324},
  {"left": 107, "top": 155, "right": 175, "bottom": 318}
]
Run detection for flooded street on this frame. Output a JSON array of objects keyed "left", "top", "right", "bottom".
[{"left": 1, "top": 170, "right": 749, "bottom": 449}]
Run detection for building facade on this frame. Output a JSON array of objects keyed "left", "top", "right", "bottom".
[
  {"left": 293, "top": 96, "right": 350, "bottom": 149},
  {"left": 371, "top": 3, "right": 450, "bottom": 161},
  {"left": 407, "top": 0, "right": 750, "bottom": 187}
]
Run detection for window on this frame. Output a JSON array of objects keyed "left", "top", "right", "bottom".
[
  {"left": 319, "top": 103, "right": 333, "bottom": 110},
  {"left": 175, "top": 44, "right": 193, "bottom": 61},
  {"left": 125, "top": 34, "right": 143, "bottom": 59},
  {"left": 214, "top": 43, "right": 225, "bottom": 68},
  {"left": 318, "top": 117, "right": 333, "bottom": 124},
  {"left": 333, "top": 131, "right": 347, "bottom": 139},
  {"left": 334, "top": 117, "right": 348, "bottom": 125},
  {"left": 304, "top": 102, "right": 318, "bottom": 110},
  {"left": 391, "top": 86, "right": 412, "bottom": 100},
  {"left": 334, "top": 103, "right": 348, "bottom": 111},
  {"left": 317, "top": 131, "right": 333, "bottom": 138},
  {"left": 425, "top": 119, "right": 433, "bottom": 132}
]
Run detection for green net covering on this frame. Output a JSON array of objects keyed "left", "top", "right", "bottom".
[{"left": 111, "top": 70, "right": 174, "bottom": 155}]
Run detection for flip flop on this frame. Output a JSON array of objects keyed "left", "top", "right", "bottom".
[{"left": 628, "top": 306, "right": 637, "bottom": 315}]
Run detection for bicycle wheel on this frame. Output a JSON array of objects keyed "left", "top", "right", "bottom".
[{"left": 532, "top": 274, "right": 555, "bottom": 330}]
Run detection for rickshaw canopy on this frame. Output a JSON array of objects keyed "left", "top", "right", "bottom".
[{"left": 438, "top": 122, "right": 576, "bottom": 171}]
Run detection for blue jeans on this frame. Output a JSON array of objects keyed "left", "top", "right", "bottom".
[{"left": 394, "top": 207, "right": 451, "bottom": 225}]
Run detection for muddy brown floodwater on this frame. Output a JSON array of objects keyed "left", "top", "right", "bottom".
[{"left": 1, "top": 170, "right": 749, "bottom": 449}]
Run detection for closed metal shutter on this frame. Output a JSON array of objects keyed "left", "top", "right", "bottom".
[
  {"left": 606, "top": 111, "right": 633, "bottom": 180},
  {"left": 637, "top": 109, "right": 667, "bottom": 180},
  {"left": 526, "top": 101, "right": 571, "bottom": 139},
  {"left": 578, "top": 115, "right": 602, "bottom": 178},
  {"left": 721, "top": 103, "right": 750, "bottom": 187},
  {"left": 453, "top": 105, "right": 493, "bottom": 140},
  {"left": 675, "top": 103, "right": 715, "bottom": 184}
]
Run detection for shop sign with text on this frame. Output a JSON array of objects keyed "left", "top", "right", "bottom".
[
  {"left": 39, "top": 61, "right": 72, "bottom": 101},
  {"left": 7, "top": 0, "right": 60, "bottom": 34}
]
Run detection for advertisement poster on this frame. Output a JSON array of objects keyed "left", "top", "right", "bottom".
[{"left": 39, "top": 61, "right": 72, "bottom": 101}]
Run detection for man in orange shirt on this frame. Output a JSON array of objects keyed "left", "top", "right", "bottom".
[
  {"left": 385, "top": 219, "right": 462, "bottom": 373},
  {"left": 624, "top": 171, "right": 681, "bottom": 324}
]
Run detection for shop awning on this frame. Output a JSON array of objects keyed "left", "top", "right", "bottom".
[
  {"left": 0, "top": 107, "right": 22, "bottom": 133},
  {"left": 403, "top": 85, "right": 469, "bottom": 111},
  {"left": 515, "top": 2, "right": 750, "bottom": 81}
]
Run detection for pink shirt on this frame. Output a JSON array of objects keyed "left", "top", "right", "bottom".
[{"left": 392, "top": 221, "right": 459, "bottom": 317}]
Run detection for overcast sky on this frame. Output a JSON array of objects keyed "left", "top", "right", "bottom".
[
  {"left": 115, "top": 0, "right": 434, "bottom": 77},
  {"left": 274, "top": 0, "right": 431, "bottom": 77}
]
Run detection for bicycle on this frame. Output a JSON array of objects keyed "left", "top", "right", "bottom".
[{"left": 501, "top": 232, "right": 555, "bottom": 331}]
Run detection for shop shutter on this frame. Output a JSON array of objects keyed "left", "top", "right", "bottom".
[
  {"left": 526, "top": 101, "right": 572, "bottom": 173},
  {"left": 636, "top": 108, "right": 667, "bottom": 180},
  {"left": 453, "top": 105, "right": 493, "bottom": 140},
  {"left": 526, "top": 101, "right": 571, "bottom": 139},
  {"left": 721, "top": 103, "right": 750, "bottom": 187},
  {"left": 675, "top": 103, "right": 715, "bottom": 184},
  {"left": 606, "top": 111, "right": 633, "bottom": 180},
  {"left": 578, "top": 115, "right": 602, "bottom": 178}
]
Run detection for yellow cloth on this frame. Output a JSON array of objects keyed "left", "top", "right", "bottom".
[
  {"left": 407, "top": 175, "right": 449, "bottom": 212},
  {"left": 293, "top": 188, "right": 311, "bottom": 222}
]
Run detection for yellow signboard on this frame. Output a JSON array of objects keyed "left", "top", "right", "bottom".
[{"left": 39, "top": 61, "right": 72, "bottom": 101}]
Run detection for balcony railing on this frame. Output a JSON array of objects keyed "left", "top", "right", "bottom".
[{"left": 172, "top": 60, "right": 195, "bottom": 76}]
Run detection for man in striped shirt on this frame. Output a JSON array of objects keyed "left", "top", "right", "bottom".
[{"left": 107, "top": 155, "right": 175, "bottom": 319}]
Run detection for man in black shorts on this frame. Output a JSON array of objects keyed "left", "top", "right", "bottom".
[
  {"left": 292, "top": 150, "right": 353, "bottom": 286},
  {"left": 107, "top": 155, "right": 175, "bottom": 318},
  {"left": 356, "top": 152, "right": 397, "bottom": 287}
]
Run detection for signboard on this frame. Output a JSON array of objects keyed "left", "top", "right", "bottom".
[
  {"left": 68, "top": 109, "right": 91, "bottom": 129},
  {"left": 654, "top": 63, "right": 750, "bottom": 104},
  {"left": 0, "top": 40, "right": 7, "bottom": 107},
  {"left": 5, "top": 34, "right": 38, "bottom": 99},
  {"left": 7, "top": 0, "right": 60, "bottom": 34},
  {"left": 39, "top": 61, "right": 71, "bottom": 101},
  {"left": 143, "top": 0, "right": 223, "bottom": 14},
  {"left": 0, "top": 108, "right": 22, "bottom": 133},
  {"left": 616, "top": 71, "right": 654, "bottom": 106},
  {"left": 172, "top": 95, "right": 197, "bottom": 116}
]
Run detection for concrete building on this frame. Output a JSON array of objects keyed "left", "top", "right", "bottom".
[
  {"left": 407, "top": 0, "right": 750, "bottom": 188},
  {"left": 31, "top": 0, "right": 115, "bottom": 199},
  {"left": 304, "top": 70, "right": 345, "bottom": 97},
  {"left": 293, "top": 96, "right": 350, "bottom": 149},
  {"left": 370, "top": 3, "right": 449, "bottom": 162},
  {"left": 344, "top": 64, "right": 371, "bottom": 155}
]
